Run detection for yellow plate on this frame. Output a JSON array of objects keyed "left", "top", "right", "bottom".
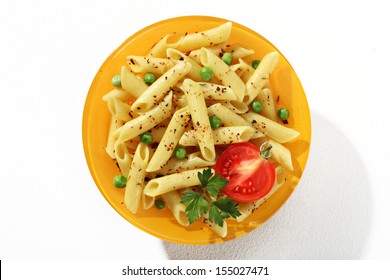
[{"left": 82, "top": 16, "right": 311, "bottom": 244}]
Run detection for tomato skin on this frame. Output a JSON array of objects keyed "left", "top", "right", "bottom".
[{"left": 215, "top": 142, "right": 275, "bottom": 203}]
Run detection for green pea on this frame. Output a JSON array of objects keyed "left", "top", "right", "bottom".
[
  {"left": 155, "top": 199, "right": 165, "bottom": 210},
  {"left": 140, "top": 132, "right": 153, "bottom": 144},
  {"left": 200, "top": 66, "right": 214, "bottom": 81},
  {"left": 278, "top": 108, "right": 289, "bottom": 120},
  {"left": 113, "top": 175, "right": 127, "bottom": 188},
  {"left": 222, "top": 52, "right": 233, "bottom": 65},
  {"left": 209, "top": 115, "right": 221, "bottom": 129},
  {"left": 111, "top": 74, "right": 121, "bottom": 87},
  {"left": 250, "top": 100, "right": 263, "bottom": 113},
  {"left": 174, "top": 147, "right": 186, "bottom": 159},
  {"left": 252, "top": 59, "right": 261, "bottom": 69},
  {"left": 144, "top": 73, "right": 156, "bottom": 85}
]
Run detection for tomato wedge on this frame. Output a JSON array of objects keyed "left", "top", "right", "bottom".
[{"left": 215, "top": 142, "right": 275, "bottom": 203}]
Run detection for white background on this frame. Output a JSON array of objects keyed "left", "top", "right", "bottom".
[{"left": 0, "top": 0, "right": 389, "bottom": 261}]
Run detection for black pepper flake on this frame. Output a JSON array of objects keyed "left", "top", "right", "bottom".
[
  {"left": 130, "top": 58, "right": 135, "bottom": 64},
  {"left": 283, "top": 120, "right": 289, "bottom": 124}
]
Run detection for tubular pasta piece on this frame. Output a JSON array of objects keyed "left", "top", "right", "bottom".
[
  {"left": 117, "top": 92, "right": 173, "bottom": 143},
  {"left": 257, "top": 88, "right": 277, "bottom": 121},
  {"left": 200, "top": 47, "right": 245, "bottom": 101},
  {"left": 121, "top": 66, "right": 148, "bottom": 98},
  {"left": 124, "top": 143, "right": 150, "bottom": 214},
  {"left": 242, "top": 112, "right": 300, "bottom": 143},
  {"left": 177, "top": 22, "right": 232, "bottom": 53},
  {"left": 162, "top": 191, "right": 189, "bottom": 227},
  {"left": 244, "top": 52, "right": 279, "bottom": 104},
  {"left": 156, "top": 152, "right": 215, "bottom": 175},
  {"left": 181, "top": 79, "right": 215, "bottom": 161},
  {"left": 127, "top": 56, "right": 174, "bottom": 75},
  {"left": 179, "top": 126, "right": 256, "bottom": 146},
  {"left": 143, "top": 168, "right": 210, "bottom": 197},
  {"left": 146, "top": 107, "right": 191, "bottom": 172},
  {"left": 131, "top": 62, "right": 191, "bottom": 113}
]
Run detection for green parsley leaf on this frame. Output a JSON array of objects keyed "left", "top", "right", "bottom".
[
  {"left": 180, "top": 190, "right": 208, "bottom": 224},
  {"left": 205, "top": 174, "right": 229, "bottom": 196},
  {"left": 208, "top": 203, "right": 224, "bottom": 227},
  {"left": 212, "top": 198, "right": 241, "bottom": 219},
  {"left": 197, "top": 168, "right": 213, "bottom": 187},
  {"left": 181, "top": 168, "right": 241, "bottom": 227}
]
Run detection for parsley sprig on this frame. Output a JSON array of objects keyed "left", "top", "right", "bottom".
[{"left": 180, "top": 168, "right": 241, "bottom": 227}]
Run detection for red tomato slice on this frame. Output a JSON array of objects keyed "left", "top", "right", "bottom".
[{"left": 215, "top": 142, "right": 275, "bottom": 203}]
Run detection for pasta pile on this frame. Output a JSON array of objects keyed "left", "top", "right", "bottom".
[{"left": 102, "top": 22, "right": 300, "bottom": 238}]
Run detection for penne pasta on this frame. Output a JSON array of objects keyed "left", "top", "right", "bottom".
[
  {"left": 117, "top": 92, "right": 173, "bottom": 144},
  {"left": 127, "top": 56, "right": 174, "bottom": 75},
  {"left": 162, "top": 191, "right": 189, "bottom": 227},
  {"left": 207, "top": 103, "right": 264, "bottom": 139},
  {"left": 143, "top": 168, "right": 210, "bottom": 197},
  {"left": 188, "top": 42, "right": 227, "bottom": 64},
  {"left": 102, "top": 88, "right": 133, "bottom": 103},
  {"left": 181, "top": 79, "right": 215, "bottom": 161},
  {"left": 114, "top": 141, "right": 134, "bottom": 178},
  {"left": 105, "top": 117, "right": 123, "bottom": 159},
  {"left": 200, "top": 47, "right": 246, "bottom": 101},
  {"left": 156, "top": 152, "right": 215, "bottom": 175},
  {"left": 229, "top": 58, "right": 255, "bottom": 83},
  {"left": 105, "top": 96, "right": 132, "bottom": 122},
  {"left": 177, "top": 22, "right": 232, "bottom": 53},
  {"left": 124, "top": 143, "right": 150, "bottom": 214},
  {"left": 166, "top": 48, "right": 204, "bottom": 82},
  {"left": 242, "top": 112, "right": 300, "bottom": 143},
  {"left": 131, "top": 61, "right": 191, "bottom": 113},
  {"left": 244, "top": 51, "right": 279, "bottom": 104},
  {"left": 257, "top": 87, "right": 277, "bottom": 121},
  {"left": 197, "top": 82, "right": 236, "bottom": 100},
  {"left": 149, "top": 126, "right": 167, "bottom": 143},
  {"left": 120, "top": 66, "right": 148, "bottom": 98},
  {"left": 220, "top": 100, "right": 249, "bottom": 114},
  {"left": 179, "top": 126, "right": 256, "bottom": 146},
  {"left": 147, "top": 33, "right": 184, "bottom": 58},
  {"left": 251, "top": 138, "right": 294, "bottom": 171},
  {"left": 146, "top": 107, "right": 191, "bottom": 172},
  {"left": 225, "top": 43, "right": 255, "bottom": 62}
]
